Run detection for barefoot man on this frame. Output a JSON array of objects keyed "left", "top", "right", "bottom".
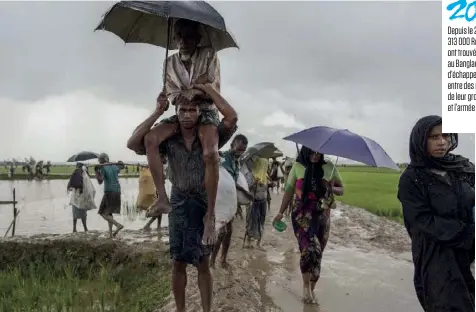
[
  {"left": 210, "top": 134, "right": 252, "bottom": 269},
  {"left": 95, "top": 153, "right": 124, "bottom": 238},
  {"left": 127, "top": 18, "right": 222, "bottom": 220},
  {"left": 127, "top": 83, "right": 237, "bottom": 312}
]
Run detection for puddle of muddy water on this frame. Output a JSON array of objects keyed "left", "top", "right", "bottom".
[
  {"left": 267, "top": 252, "right": 286, "bottom": 264},
  {"left": 0, "top": 179, "right": 172, "bottom": 236},
  {"left": 265, "top": 244, "right": 422, "bottom": 312}
]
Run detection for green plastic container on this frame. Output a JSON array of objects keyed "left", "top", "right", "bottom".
[{"left": 273, "top": 220, "right": 287, "bottom": 232}]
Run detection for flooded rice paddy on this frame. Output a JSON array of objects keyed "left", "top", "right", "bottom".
[{"left": 0, "top": 178, "right": 171, "bottom": 236}]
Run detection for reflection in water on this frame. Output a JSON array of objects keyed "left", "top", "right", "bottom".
[
  {"left": 264, "top": 246, "right": 316, "bottom": 312},
  {"left": 264, "top": 243, "right": 420, "bottom": 312},
  {"left": 301, "top": 304, "right": 320, "bottom": 312},
  {"left": 245, "top": 246, "right": 322, "bottom": 312},
  {"left": 247, "top": 250, "right": 279, "bottom": 310},
  {"left": 0, "top": 179, "right": 171, "bottom": 236}
]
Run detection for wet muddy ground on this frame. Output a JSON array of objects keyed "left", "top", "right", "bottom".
[
  {"left": 157, "top": 195, "right": 420, "bottom": 312},
  {"left": 0, "top": 180, "right": 422, "bottom": 312}
]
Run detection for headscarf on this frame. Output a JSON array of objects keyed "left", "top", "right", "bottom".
[
  {"left": 409, "top": 115, "right": 474, "bottom": 173},
  {"left": 67, "top": 164, "right": 84, "bottom": 193},
  {"left": 296, "top": 146, "right": 327, "bottom": 203}
]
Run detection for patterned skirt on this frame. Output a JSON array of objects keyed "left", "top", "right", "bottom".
[{"left": 291, "top": 198, "right": 331, "bottom": 282}]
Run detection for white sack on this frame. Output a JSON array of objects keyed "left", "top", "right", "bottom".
[
  {"left": 215, "top": 166, "right": 238, "bottom": 231},
  {"left": 236, "top": 172, "right": 251, "bottom": 206}
]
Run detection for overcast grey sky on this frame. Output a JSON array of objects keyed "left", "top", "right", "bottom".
[{"left": 0, "top": 1, "right": 473, "bottom": 163}]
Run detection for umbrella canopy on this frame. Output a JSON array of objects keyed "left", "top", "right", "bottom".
[
  {"left": 240, "top": 142, "right": 282, "bottom": 164},
  {"left": 283, "top": 126, "right": 399, "bottom": 170},
  {"left": 95, "top": 1, "right": 238, "bottom": 52},
  {"left": 67, "top": 151, "right": 99, "bottom": 163},
  {"left": 270, "top": 150, "right": 284, "bottom": 158}
]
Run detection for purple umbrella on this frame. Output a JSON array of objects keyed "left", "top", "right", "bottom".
[{"left": 283, "top": 126, "right": 399, "bottom": 170}]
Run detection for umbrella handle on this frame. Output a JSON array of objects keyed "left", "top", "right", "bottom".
[
  {"left": 162, "top": 18, "right": 172, "bottom": 111},
  {"left": 329, "top": 156, "right": 339, "bottom": 179}
]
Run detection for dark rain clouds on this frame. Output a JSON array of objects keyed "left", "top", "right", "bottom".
[{"left": 0, "top": 1, "right": 473, "bottom": 161}]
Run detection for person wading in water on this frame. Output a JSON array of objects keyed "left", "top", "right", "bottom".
[
  {"left": 68, "top": 163, "right": 96, "bottom": 233},
  {"left": 140, "top": 158, "right": 168, "bottom": 233},
  {"left": 127, "top": 81, "right": 237, "bottom": 312},
  {"left": 68, "top": 163, "right": 89, "bottom": 232},
  {"left": 95, "top": 153, "right": 125, "bottom": 238},
  {"left": 127, "top": 19, "right": 222, "bottom": 223}
]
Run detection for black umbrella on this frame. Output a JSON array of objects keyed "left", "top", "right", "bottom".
[
  {"left": 95, "top": 1, "right": 238, "bottom": 51},
  {"left": 95, "top": 1, "right": 238, "bottom": 96},
  {"left": 67, "top": 151, "right": 99, "bottom": 163}
]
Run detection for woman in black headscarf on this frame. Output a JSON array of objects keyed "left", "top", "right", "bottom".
[
  {"left": 273, "top": 146, "right": 344, "bottom": 304},
  {"left": 398, "top": 115, "right": 475, "bottom": 312}
]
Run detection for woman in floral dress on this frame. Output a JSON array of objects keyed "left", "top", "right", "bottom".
[{"left": 273, "top": 146, "right": 344, "bottom": 303}]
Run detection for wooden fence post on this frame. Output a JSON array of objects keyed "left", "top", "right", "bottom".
[
  {"left": 1, "top": 188, "right": 19, "bottom": 237},
  {"left": 12, "top": 188, "right": 17, "bottom": 237}
]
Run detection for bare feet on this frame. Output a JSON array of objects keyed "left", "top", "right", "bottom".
[
  {"left": 142, "top": 226, "right": 151, "bottom": 232},
  {"left": 256, "top": 244, "right": 265, "bottom": 252},
  {"left": 303, "top": 287, "right": 312, "bottom": 303},
  {"left": 245, "top": 237, "right": 254, "bottom": 249},
  {"left": 310, "top": 291, "right": 317, "bottom": 304},
  {"left": 146, "top": 199, "right": 171, "bottom": 217},
  {"left": 113, "top": 225, "right": 124, "bottom": 237}
]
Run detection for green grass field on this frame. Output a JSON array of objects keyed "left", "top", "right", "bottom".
[
  {"left": 336, "top": 166, "right": 403, "bottom": 222},
  {"left": 0, "top": 263, "right": 170, "bottom": 312},
  {"left": 0, "top": 238, "right": 171, "bottom": 312}
]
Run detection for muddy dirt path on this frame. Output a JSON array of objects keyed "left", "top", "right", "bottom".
[{"left": 157, "top": 194, "right": 421, "bottom": 312}]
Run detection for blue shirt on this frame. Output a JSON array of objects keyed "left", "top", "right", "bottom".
[
  {"left": 221, "top": 150, "right": 240, "bottom": 182},
  {"left": 100, "top": 165, "right": 121, "bottom": 193}
]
